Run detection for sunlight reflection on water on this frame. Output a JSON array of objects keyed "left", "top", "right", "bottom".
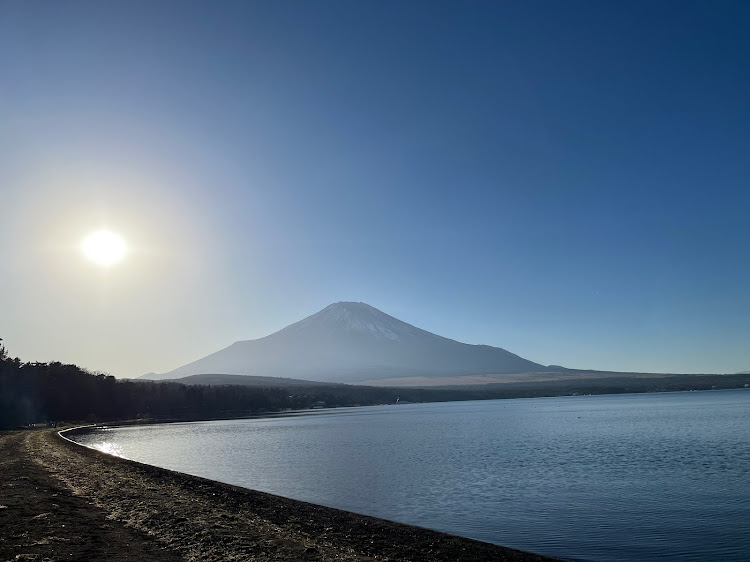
[{"left": 91, "top": 441, "right": 125, "bottom": 457}]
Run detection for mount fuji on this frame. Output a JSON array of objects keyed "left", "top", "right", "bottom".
[{"left": 141, "top": 302, "right": 548, "bottom": 384}]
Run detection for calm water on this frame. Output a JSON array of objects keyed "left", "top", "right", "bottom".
[{"left": 72, "top": 389, "right": 750, "bottom": 561}]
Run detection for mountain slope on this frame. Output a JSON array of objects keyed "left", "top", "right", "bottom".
[
  {"left": 144, "top": 373, "right": 343, "bottom": 387},
  {"left": 142, "top": 302, "right": 547, "bottom": 383}
]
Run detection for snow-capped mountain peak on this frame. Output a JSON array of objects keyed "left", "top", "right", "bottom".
[{"left": 280, "top": 302, "right": 423, "bottom": 341}]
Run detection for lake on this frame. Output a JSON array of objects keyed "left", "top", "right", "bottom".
[{"left": 70, "top": 389, "right": 750, "bottom": 561}]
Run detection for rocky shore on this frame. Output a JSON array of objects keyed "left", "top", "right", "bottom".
[{"left": 1, "top": 428, "right": 554, "bottom": 561}]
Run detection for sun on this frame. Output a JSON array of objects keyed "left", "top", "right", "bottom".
[{"left": 81, "top": 230, "right": 127, "bottom": 266}]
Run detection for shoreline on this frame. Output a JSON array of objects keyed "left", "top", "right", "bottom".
[
  {"left": 1, "top": 428, "right": 555, "bottom": 561},
  {"left": 61, "top": 384, "right": 750, "bottom": 431}
]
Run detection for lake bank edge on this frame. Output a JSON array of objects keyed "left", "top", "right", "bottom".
[{"left": 24, "top": 427, "right": 557, "bottom": 561}]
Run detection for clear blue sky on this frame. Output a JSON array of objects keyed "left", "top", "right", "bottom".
[{"left": 1, "top": 1, "right": 748, "bottom": 377}]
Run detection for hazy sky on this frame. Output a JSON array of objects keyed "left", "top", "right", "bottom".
[{"left": 2, "top": 1, "right": 749, "bottom": 377}]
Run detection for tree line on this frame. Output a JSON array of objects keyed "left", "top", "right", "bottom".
[
  {"left": 3, "top": 338, "right": 749, "bottom": 428},
  {"left": 0, "top": 339, "right": 464, "bottom": 427}
]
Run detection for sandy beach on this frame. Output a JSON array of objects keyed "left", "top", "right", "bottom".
[{"left": 0, "top": 428, "right": 553, "bottom": 561}]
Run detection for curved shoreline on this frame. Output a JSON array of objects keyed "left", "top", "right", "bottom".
[{"left": 9, "top": 427, "right": 556, "bottom": 561}]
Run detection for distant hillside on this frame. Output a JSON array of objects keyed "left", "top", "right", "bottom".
[
  {"left": 358, "top": 369, "right": 713, "bottom": 387},
  {"left": 4, "top": 341, "right": 749, "bottom": 428},
  {"left": 152, "top": 374, "right": 343, "bottom": 387},
  {"left": 142, "top": 302, "right": 547, "bottom": 384}
]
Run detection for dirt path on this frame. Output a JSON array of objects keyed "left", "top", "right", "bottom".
[
  {"left": 1, "top": 429, "right": 554, "bottom": 561},
  {"left": 0, "top": 430, "right": 183, "bottom": 561}
]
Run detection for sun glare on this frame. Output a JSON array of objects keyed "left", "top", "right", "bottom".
[{"left": 81, "top": 230, "right": 127, "bottom": 266}]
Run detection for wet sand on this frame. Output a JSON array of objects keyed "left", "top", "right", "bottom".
[{"left": 1, "top": 428, "right": 554, "bottom": 561}]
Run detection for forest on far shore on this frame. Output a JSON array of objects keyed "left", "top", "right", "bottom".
[{"left": 2, "top": 339, "right": 749, "bottom": 429}]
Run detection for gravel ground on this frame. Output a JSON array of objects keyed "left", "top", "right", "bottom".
[{"left": 1, "top": 428, "right": 555, "bottom": 561}]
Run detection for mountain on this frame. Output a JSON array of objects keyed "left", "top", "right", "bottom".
[{"left": 141, "top": 302, "right": 547, "bottom": 383}]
